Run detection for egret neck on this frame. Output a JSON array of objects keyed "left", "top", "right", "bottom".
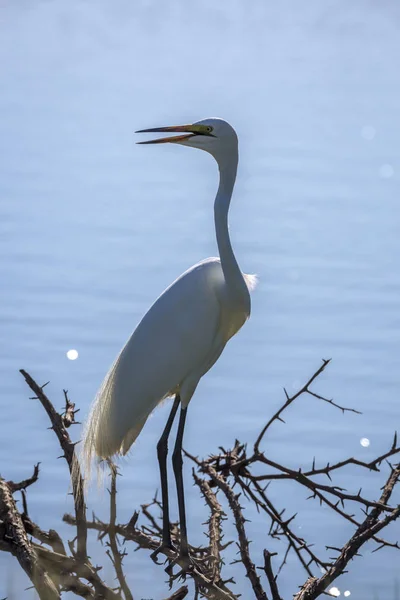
[{"left": 214, "top": 151, "right": 250, "bottom": 314}]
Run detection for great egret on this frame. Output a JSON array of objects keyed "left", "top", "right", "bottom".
[{"left": 81, "top": 118, "right": 256, "bottom": 568}]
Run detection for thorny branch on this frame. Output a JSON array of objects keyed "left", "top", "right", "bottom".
[
  {"left": 19, "top": 369, "right": 87, "bottom": 561},
  {"left": 1, "top": 361, "right": 399, "bottom": 600},
  {"left": 192, "top": 471, "right": 224, "bottom": 583},
  {"left": 106, "top": 462, "right": 133, "bottom": 600},
  {"left": 0, "top": 477, "right": 59, "bottom": 600},
  {"left": 262, "top": 550, "right": 282, "bottom": 600}
]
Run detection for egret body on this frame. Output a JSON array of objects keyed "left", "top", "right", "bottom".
[{"left": 81, "top": 118, "right": 256, "bottom": 565}]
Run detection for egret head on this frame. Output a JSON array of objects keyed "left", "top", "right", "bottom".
[{"left": 136, "top": 118, "right": 238, "bottom": 163}]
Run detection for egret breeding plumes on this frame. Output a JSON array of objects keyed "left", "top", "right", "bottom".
[{"left": 80, "top": 117, "right": 256, "bottom": 567}]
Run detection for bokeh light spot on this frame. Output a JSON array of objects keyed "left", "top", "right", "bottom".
[
  {"left": 361, "top": 125, "right": 376, "bottom": 140},
  {"left": 379, "top": 164, "right": 394, "bottom": 178}
]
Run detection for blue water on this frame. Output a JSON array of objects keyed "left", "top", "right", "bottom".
[{"left": 1, "top": 1, "right": 399, "bottom": 598}]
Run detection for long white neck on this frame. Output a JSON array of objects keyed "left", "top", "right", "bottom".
[{"left": 214, "top": 151, "right": 249, "bottom": 306}]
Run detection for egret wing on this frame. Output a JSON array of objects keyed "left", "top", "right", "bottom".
[{"left": 83, "top": 258, "right": 224, "bottom": 462}]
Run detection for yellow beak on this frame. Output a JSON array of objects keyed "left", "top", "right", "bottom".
[{"left": 136, "top": 124, "right": 212, "bottom": 144}]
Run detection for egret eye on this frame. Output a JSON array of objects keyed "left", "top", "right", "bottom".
[{"left": 206, "top": 126, "right": 213, "bottom": 133}]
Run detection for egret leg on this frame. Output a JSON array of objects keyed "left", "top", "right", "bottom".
[
  {"left": 172, "top": 406, "right": 189, "bottom": 560},
  {"left": 151, "top": 394, "right": 180, "bottom": 562}
]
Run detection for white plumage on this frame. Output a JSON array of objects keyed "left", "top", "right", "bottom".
[{"left": 83, "top": 258, "right": 256, "bottom": 465}]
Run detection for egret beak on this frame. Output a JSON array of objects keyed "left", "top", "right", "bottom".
[{"left": 136, "top": 124, "right": 213, "bottom": 144}]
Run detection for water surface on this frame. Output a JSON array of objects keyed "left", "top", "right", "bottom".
[{"left": 1, "top": 1, "right": 399, "bottom": 598}]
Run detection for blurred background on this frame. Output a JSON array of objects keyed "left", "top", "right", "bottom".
[{"left": 0, "top": 0, "right": 399, "bottom": 598}]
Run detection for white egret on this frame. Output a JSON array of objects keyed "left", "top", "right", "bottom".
[{"left": 80, "top": 118, "right": 256, "bottom": 568}]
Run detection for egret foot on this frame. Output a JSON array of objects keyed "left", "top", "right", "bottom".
[
  {"left": 150, "top": 541, "right": 176, "bottom": 565},
  {"left": 165, "top": 549, "right": 202, "bottom": 580}
]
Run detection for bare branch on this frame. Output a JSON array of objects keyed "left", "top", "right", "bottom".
[
  {"left": 34, "top": 545, "right": 121, "bottom": 600},
  {"left": 162, "top": 586, "right": 189, "bottom": 600},
  {"left": 19, "top": 369, "right": 87, "bottom": 560},
  {"left": 254, "top": 454, "right": 394, "bottom": 512},
  {"left": 62, "top": 389, "right": 80, "bottom": 428},
  {"left": 0, "top": 477, "right": 59, "bottom": 600},
  {"left": 106, "top": 462, "right": 133, "bottom": 600},
  {"left": 262, "top": 550, "right": 282, "bottom": 600},
  {"left": 7, "top": 463, "right": 40, "bottom": 493},
  {"left": 305, "top": 389, "right": 361, "bottom": 415},
  {"left": 1, "top": 361, "right": 397, "bottom": 600},
  {"left": 64, "top": 512, "right": 238, "bottom": 600},
  {"left": 294, "top": 464, "right": 400, "bottom": 600},
  {"left": 255, "top": 359, "right": 332, "bottom": 452},
  {"left": 193, "top": 470, "right": 224, "bottom": 581},
  {"left": 197, "top": 459, "right": 268, "bottom": 600}
]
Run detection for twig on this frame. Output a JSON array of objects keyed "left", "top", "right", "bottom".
[
  {"left": 34, "top": 545, "right": 121, "bottom": 600},
  {"left": 106, "top": 462, "right": 133, "bottom": 600},
  {"left": 58, "top": 573, "right": 95, "bottom": 598},
  {"left": 198, "top": 460, "right": 268, "bottom": 600},
  {"left": 7, "top": 463, "right": 40, "bottom": 493},
  {"left": 19, "top": 369, "right": 87, "bottom": 560},
  {"left": 246, "top": 477, "right": 321, "bottom": 575},
  {"left": 163, "top": 586, "right": 189, "bottom": 599},
  {"left": 305, "top": 390, "right": 361, "bottom": 415},
  {"left": 22, "top": 514, "right": 66, "bottom": 556},
  {"left": 62, "top": 389, "right": 80, "bottom": 428},
  {"left": 254, "top": 454, "right": 394, "bottom": 512},
  {"left": 193, "top": 470, "right": 224, "bottom": 581},
  {"left": 255, "top": 360, "right": 331, "bottom": 452},
  {"left": 141, "top": 497, "right": 163, "bottom": 534},
  {"left": 262, "top": 550, "right": 282, "bottom": 600},
  {"left": 254, "top": 359, "right": 360, "bottom": 453},
  {"left": 0, "top": 477, "right": 59, "bottom": 600}
]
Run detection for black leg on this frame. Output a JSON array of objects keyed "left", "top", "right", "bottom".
[
  {"left": 172, "top": 406, "right": 189, "bottom": 559},
  {"left": 151, "top": 394, "right": 180, "bottom": 560}
]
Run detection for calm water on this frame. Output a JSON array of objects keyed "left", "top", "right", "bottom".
[{"left": 1, "top": 1, "right": 399, "bottom": 598}]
